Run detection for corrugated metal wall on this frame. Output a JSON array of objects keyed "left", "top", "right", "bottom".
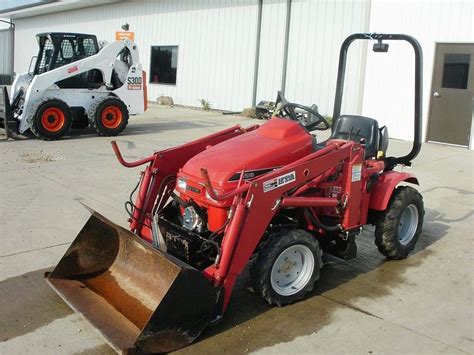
[
  {"left": 13, "top": 0, "right": 370, "bottom": 114},
  {"left": 257, "top": 0, "right": 370, "bottom": 117},
  {"left": 0, "top": 28, "right": 13, "bottom": 83},
  {"left": 362, "top": 0, "right": 474, "bottom": 142},
  {"left": 286, "top": 0, "right": 370, "bottom": 116},
  {"left": 255, "top": 0, "right": 287, "bottom": 103}
]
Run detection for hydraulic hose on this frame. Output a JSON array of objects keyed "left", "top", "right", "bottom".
[{"left": 304, "top": 208, "right": 342, "bottom": 232}]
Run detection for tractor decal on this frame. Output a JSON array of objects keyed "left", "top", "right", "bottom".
[
  {"left": 263, "top": 171, "right": 296, "bottom": 193},
  {"left": 228, "top": 167, "right": 280, "bottom": 182},
  {"left": 351, "top": 163, "right": 362, "bottom": 182},
  {"left": 127, "top": 76, "right": 142, "bottom": 90}
]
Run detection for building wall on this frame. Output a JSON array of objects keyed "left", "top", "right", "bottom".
[
  {"left": 13, "top": 0, "right": 258, "bottom": 111},
  {"left": 255, "top": 0, "right": 287, "bottom": 104},
  {"left": 362, "top": 0, "right": 474, "bottom": 142},
  {"left": 12, "top": 0, "right": 370, "bottom": 115},
  {"left": 256, "top": 0, "right": 370, "bottom": 116},
  {"left": 285, "top": 0, "right": 370, "bottom": 116}
]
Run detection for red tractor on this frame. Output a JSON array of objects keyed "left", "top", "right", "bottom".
[{"left": 46, "top": 33, "right": 424, "bottom": 353}]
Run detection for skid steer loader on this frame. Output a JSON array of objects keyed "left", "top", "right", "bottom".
[
  {"left": 46, "top": 33, "right": 425, "bottom": 353},
  {"left": 0, "top": 32, "right": 147, "bottom": 140}
]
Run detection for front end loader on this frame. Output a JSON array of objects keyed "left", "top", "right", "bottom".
[
  {"left": 46, "top": 33, "right": 425, "bottom": 353},
  {"left": 0, "top": 32, "right": 147, "bottom": 140}
]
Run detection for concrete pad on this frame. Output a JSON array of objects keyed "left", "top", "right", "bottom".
[{"left": 0, "top": 106, "right": 472, "bottom": 354}]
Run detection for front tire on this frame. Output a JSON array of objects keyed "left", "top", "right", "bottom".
[
  {"left": 375, "top": 186, "right": 424, "bottom": 259},
  {"left": 31, "top": 99, "right": 72, "bottom": 140},
  {"left": 92, "top": 97, "right": 129, "bottom": 136},
  {"left": 250, "top": 229, "right": 322, "bottom": 307}
]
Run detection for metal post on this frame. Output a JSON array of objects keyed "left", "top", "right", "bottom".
[
  {"left": 10, "top": 21, "right": 14, "bottom": 84},
  {"left": 280, "top": 0, "right": 291, "bottom": 94},
  {"left": 251, "top": 0, "right": 263, "bottom": 107}
]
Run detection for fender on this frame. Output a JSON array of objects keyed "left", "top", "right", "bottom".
[{"left": 369, "top": 170, "right": 419, "bottom": 211}]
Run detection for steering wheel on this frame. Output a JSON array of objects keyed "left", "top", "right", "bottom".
[{"left": 282, "top": 102, "right": 330, "bottom": 131}]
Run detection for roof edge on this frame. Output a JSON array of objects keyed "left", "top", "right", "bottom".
[{"left": 1, "top": 0, "right": 123, "bottom": 19}]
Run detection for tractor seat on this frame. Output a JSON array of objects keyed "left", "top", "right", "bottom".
[{"left": 330, "top": 115, "right": 388, "bottom": 159}]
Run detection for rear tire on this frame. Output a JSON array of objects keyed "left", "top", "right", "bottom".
[
  {"left": 92, "top": 97, "right": 129, "bottom": 136},
  {"left": 250, "top": 229, "right": 322, "bottom": 307},
  {"left": 31, "top": 99, "right": 72, "bottom": 140},
  {"left": 375, "top": 186, "right": 424, "bottom": 259}
]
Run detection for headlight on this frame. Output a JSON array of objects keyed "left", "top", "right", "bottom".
[
  {"left": 177, "top": 177, "right": 187, "bottom": 190},
  {"left": 183, "top": 206, "right": 204, "bottom": 232}
]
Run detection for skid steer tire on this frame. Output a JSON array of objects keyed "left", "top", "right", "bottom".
[
  {"left": 250, "top": 229, "right": 322, "bottom": 307},
  {"left": 31, "top": 99, "right": 72, "bottom": 140},
  {"left": 375, "top": 186, "right": 424, "bottom": 260},
  {"left": 91, "top": 97, "right": 129, "bottom": 136}
]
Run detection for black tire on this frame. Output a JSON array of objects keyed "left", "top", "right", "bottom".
[
  {"left": 92, "top": 97, "right": 129, "bottom": 136},
  {"left": 31, "top": 99, "right": 72, "bottom": 140},
  {"left": 250, "top": 229, "right": 323, "bottom": 307},
  {"left": 375, "top": 186, "right": 424, "bottom": 259}
]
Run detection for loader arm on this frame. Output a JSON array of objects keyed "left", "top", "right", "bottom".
[
  {"left": 202, "top": 140, "right": 362, "bottom": 310},
  {"left": 112, "top": 124, "right": 259, "bottom": 242},
  {"left": 18, "top": 39, "right": 140, "bottom": 133}
]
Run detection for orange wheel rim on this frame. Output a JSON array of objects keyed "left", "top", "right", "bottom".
[
  {"left": 41, "top": 108, "right": 65, "bottom": 132},
  {"left": 101, "top": 106, "right": 123, "bottom": 129}
]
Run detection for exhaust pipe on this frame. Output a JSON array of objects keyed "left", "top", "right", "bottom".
[{"left": 45, "top": 208, "right": 216, "bottom": 353}]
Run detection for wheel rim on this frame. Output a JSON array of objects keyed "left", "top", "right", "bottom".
[
  {"left": 398, "top": 204, "right": 419, "bottom": 245},
  {"left": 270, "top": 244, "right": 314, "bottom": 296},
  {"left": 101, "top": 106, "right": 123, "bottom": 129},
  {"left": 41, "top": 108, "right": 65, "bottom": 132}
]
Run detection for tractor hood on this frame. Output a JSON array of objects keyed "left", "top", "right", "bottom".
[{"left": 180, "top": 118, "right": 314, "bottom": 191}]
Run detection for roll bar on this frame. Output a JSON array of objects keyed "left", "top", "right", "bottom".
[{"left": 332, "top": 33, "right": 423, "bottom": 168}]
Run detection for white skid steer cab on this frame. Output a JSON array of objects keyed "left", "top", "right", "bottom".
[{"left": 0, "top": 32, "right": 147, "bottom": 140}]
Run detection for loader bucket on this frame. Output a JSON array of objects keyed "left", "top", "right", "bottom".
[{"left": 45, "top": 209, "right": 216, "bottom": 353}]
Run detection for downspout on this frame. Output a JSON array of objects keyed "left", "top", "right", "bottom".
[
  {"left": 280, "top": 0, "right": 291, "bottom": 94},
  {"left": 251, "top": 0, "right": 263, "bottom": 107},
  {"left": 10, "top": 20, "right": 14, "bottom": 83}
]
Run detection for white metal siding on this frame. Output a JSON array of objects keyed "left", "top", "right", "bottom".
[
  {"left": 362, "top": 0, "right": 474, "bottom": 142},
  {"left": 0, "top": 29, "right": 12, "bottom": 75},
  {"left": 286, "top": 0, "right": 370, "bottom": 117},
  {"left": 255, "top": 0, "right": 288, "bottom": 102},
  {"left": 256, "top": 0, "right": 370, "bottom": 117},
  {"left": 13, "top": 0, "right": 258, "bottom": 111}
]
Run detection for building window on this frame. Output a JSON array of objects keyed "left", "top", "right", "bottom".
[
  {"left": 442, "top": 54, "right": 470, "bottom": 90},
  {"left": 150, "top": 46, "right": 178, "bottom": 84}
]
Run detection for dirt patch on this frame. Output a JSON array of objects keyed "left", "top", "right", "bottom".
[
  {"left": 0, "top": 268, "right": 72, "bottom": 342},
  {"left": 20, "top": 150, "right": 63, "bottom": 164}
]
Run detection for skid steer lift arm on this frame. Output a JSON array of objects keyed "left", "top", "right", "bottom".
[{"left": 0, "top": 87, "right": 15, "bottom": 138}]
